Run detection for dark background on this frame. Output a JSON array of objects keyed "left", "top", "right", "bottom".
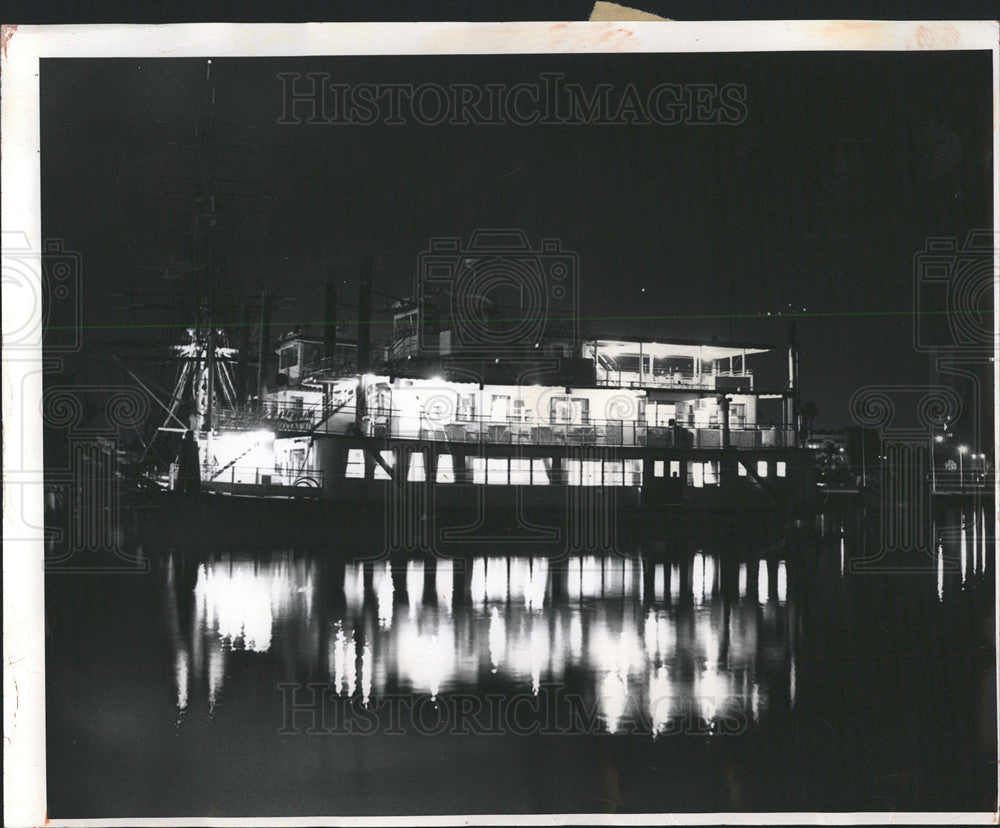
[{"left": 40, "top": 49, "right": 992, "bottom": 427}]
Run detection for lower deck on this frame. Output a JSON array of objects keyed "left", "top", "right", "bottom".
[{"left": 199, "top": 433, "right": 816, "bottom": 509}]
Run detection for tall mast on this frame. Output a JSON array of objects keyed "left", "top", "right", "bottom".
[
  {"left": 357, "top": 249, "right": 373, "bottom": 374},
  {"left": 205, "top": 283, "right": 216, "bottom": 430},
  {"left": 257, "top": 289, "right": 272, "bottom": 406},
  {"left": 324, "top": 277, "right": 338, "bottom": 363}
]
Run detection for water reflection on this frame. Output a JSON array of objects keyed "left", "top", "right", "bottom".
[
  {"left": 48, "top": 504, "right": 996, "bottom": 816},
  {"left": 169, "top": 556, "right": 319, "bottom": 721},
  {"left": 163, "top": 506, "right": 990, "bottom": 734},
  {"left": 933, "top": 507, "right": 993, "bottom": 602},
  {"left": 167, "top": 549, "right": 807, "bottom": 736}
]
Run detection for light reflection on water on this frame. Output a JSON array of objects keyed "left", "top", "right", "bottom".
[
  {"left": 170, "top": 549, "right": 800, "bottom": 737},
  {"left": 166, "top": 507, "right": 992, "bottom": 737},
  {"left": 45, "top": 503, "right": 996, "bottom": 816},
  {"left": 934, "top": 505, "right": 993, "bottom": 602}
]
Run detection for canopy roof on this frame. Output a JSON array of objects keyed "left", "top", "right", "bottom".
[{"left": 586, "top": 335, "right": 774, "bottom": 361}]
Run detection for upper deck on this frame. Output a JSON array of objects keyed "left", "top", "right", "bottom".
[{"left": 587, "top": 337, "right": 770, "bottom": 392}]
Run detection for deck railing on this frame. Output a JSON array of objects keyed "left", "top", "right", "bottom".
[
  {"left": 594, "top": 368, "right": 754, "bottom": 391},
  {"left": 214, "top": 403, "right": 795, "bottom": 449},
  {"left": 199, "top": 463, "right": 326, "bottom": 489}
]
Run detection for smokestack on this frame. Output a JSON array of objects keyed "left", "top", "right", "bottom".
[
  {"left": 236, "top": 298, "right": 251, "bottom": 404},
  {"left": 787, "top": 320, "right": 799, "bottom": 389},
  {"left": 324, "top": 277, "right": 338, "bottom": 362},
  {"left": 256, "top": 289, "right": 272, "bottom": 405},
  {"left": 788, "top": 320, "right": 799, "bottom": 444},
  {"left": 357, "top": 250, "right": 372, "bottom": 374}
]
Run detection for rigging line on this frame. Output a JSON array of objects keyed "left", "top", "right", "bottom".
[
  {"left": 219, "top": 360, "right": 239, "bottom": 408},
  {"left": 167, "top": 359, "right": 190, "bottom": 419},
  {"left": 111, "top": 356, "right": 189, "bottom": 431}
]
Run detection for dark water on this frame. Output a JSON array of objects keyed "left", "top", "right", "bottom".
[{"left": 45, "top": 502, "right": 996, "bottom": 816}]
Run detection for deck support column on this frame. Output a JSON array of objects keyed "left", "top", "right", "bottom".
[
  {"left": 549, "top": 563, "right": 568, "bottom": 604},
  {"left": 719, "top": 395, "right": 731, "bottom": 450},
  {"left": 451, "top": 561, "right": 469, "bottom": 608},
  {"left": 422, "top": 556, "right": 437, "bottom": 607},
  {"left": 549, "top": 455, "right": 564, "bottom": 485}
]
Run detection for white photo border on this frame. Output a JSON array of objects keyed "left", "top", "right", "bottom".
[{"left": 2, "top": 19, "right": 998, "bottom": 827}]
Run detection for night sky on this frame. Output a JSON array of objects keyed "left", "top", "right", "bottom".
[{"left": 40, "top": 50, "right": 993, "bottom": 427}]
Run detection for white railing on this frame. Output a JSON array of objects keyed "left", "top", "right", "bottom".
[
  {"left": 594, "top": 369, "right": 753, "bottom": 391},
  {"left": 203, "top": 464, "right": 325, "bottom": 489},
  {"left": 215, "top": 403, "right": 795, "bottom": 449}
]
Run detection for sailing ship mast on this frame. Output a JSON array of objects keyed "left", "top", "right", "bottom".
[{"left": 131, "top": 58, "right": 269, "bottom": 471}]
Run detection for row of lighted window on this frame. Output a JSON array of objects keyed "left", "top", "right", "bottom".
[
  {"left": 345, "top": 451, "right": 785, "bottom": 484},
  {"left": 345, "top": 450, "right": 643, "bottom": 485},
  {"left": 650, "top": 458, "right": 787, "bottom": 487},
  {"left": 650, "top": 459, "right": 785, "bottom": 479}
]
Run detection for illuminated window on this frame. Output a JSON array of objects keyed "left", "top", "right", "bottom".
[
  {"left": 509, "top": 458, "right": 531, "bottom": 485},
  {"left": 436, "top": 454, "right": 454, "bottom": 483},
  {"left": 757, "top": 460, "right": 768, "bottom": 477},
  {"left": 345, "top": 448, "right": 365, "bottom": 479},
  {"left": 738, "top": 462, "right": 748, "bottom": 477},
  {"left": 531, "top": 457, "right": 551, "bottom": 485},
  {"left": 373, "top": 450, "right": 396, "bottom": 480},
  {"left": 565, "top": 459, "right": 582, "bottom": 486},
  {"left": 776, "top": 461, "right": 787, "bottom": 478},
  {"left": 690, "top": 462, "right": 704, "bottom": 488},
  {"left": 469, "top": 456, "right": 486, "bottom": 485},
  {"left": 490, "top": 395, "right": 511, "bottom": 422},
  {"left": 604, "top": 460, "right": 624, "bottom": 486},
  {"left": 669, "top": 460, "right": 681, "bottom": 478},
  {"left": 703, "top": 461, "right": 719, "bottom": 486},
  {"left": 625, "top": 459, "right": 643, "bottom": 486},
  {"left": 550, "top": 396, "right": 572, "bottom": 424},
  {"left": 487, "top": 458, "right": 508, "bottom": 484},
  {"left": 457, "top": 393, "right": 477, "bottom": 422},
  {"left": 407, "top": 452, "right": 426, "bottom": 482},
  {"left": 549, "top": 396, "right": 591, "bottom": 425},
  {"left": 582, "top": 460, "right": 602, "bottom": 486},
  {"left": 654, "top": 460, "right": 664, "bottom": 477}
]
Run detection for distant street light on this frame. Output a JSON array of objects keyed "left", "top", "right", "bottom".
[
  {"left": 958, "top": 445, "right": 968, "bottom": 487},
  {"left": 931, "top": 431, "right": 948, "bottom": 491}
]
